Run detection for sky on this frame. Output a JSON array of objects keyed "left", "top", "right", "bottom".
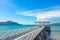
[{"left": 0, "top": 0, "right": 60, "bottom": 24}]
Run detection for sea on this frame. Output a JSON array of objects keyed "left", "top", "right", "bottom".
[
  {"left": 50, "top": 26, "right": 60, "bottom": 40},
  {"left": 0, "top": 25, "right": 60, "bottom": 40},
  {"left": 0, "top": 25, "right": 35, "bottom": 31}
]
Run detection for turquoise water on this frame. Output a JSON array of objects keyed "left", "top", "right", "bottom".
[
  {"left": 0, "top": 25, "right": 35, "bottom": 39},
  {"left": 0, "top": 25, "right": 34, "bottom": 31}
]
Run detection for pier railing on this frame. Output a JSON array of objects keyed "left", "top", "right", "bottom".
[
  {"left": 14, "top": 27, "right": 45, "bottom": 40},
  {"left": 0, "top": 26, "right": 51, "bottom": 40}
]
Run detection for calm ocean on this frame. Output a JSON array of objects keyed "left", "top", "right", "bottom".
[
  {"left": 0, "top": 25, "right": 34, "bottom": 31},
  {"left": 0, "top": 25, "right": 35, "bottom": 39},
  {"left": 51, "top": 26, "right": 60, "bottom": 40}
]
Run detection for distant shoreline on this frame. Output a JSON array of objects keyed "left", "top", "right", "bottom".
[
  {"left": 0, "top": 21, "right": 22, "bottom": 26},
  {"left": 50, "top": 23, "right": 60, "bottom": 26}
]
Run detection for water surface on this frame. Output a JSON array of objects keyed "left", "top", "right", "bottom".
[
  {"left": 0, "top": 25, "right": 34, "bottom": 31},
  {"left": 51, "top": 26, "right": 60, "bottom": 40}
]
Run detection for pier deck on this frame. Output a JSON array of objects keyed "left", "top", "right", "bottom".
[{"left": 0, "top": 26, "right": 51, "bottom": 40}]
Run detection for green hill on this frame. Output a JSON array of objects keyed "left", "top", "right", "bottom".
[
  {"left": 0, "top": 21, "right": 22, "bottom": 26},
  {"left": 51, "top": 23, "right": 60, "bottom": 26}
]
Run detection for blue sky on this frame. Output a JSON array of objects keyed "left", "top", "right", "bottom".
[{"left": 0, "top": 0, "right": 60, "bottom": 24}]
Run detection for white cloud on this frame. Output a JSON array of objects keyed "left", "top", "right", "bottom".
[
  {"left": 36, "top": 10, "right": 60, "bottom": 20},
  {"left": 17, "top": 6, "right": 60, "bottom": 20},
  {"left": 16, "top": 9, "right": 43, "bottom": 16},
  {"left": 17, "top": 11, "right": 35, "bottom": 16}
]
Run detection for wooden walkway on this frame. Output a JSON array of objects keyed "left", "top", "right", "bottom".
[{"left": 0, "top": 26, "right": 51, "bottom": 40}]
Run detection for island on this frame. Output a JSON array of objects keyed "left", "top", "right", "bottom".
[
  {"left": 0, "top": 21, "right": 22, "bottom": 26},
  {"left": 50, "top": 23, "right": 60, "bottom": 26}
]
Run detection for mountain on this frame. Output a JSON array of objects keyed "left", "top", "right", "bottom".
[
  {"left": 50, "top": 23, "right": 60, "bottom": 26},
  {"left": 0, "top": 21, "right": 22, "bottom": 25}
]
